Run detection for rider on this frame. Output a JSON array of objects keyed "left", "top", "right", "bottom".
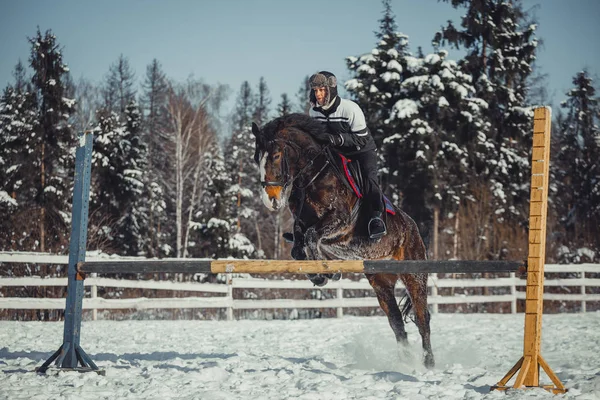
[{"left": 308, "top": 71, "right": 386, "bottom": 240}]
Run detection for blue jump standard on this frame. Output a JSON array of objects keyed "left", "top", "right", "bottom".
[{"left": 37, "top": 132, "right": 101, "bottom": 374}]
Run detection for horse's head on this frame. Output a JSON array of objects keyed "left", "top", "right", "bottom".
[{"left": 251, "top": 114, "right": 326, "bottom": 211}]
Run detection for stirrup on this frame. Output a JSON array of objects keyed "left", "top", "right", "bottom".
[
  {"left": 282, "top": 232, "right": 294, "bottom": 243},
  {"left": 368, "top": 217, "right": 387, "bottom": 240}
]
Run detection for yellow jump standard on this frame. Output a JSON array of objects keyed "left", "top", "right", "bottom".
[{"left": 492, "top": 107, "right": 567, "bottom": 394}]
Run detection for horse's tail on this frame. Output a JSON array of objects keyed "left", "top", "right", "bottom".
[{"left": 399, "top": 293, "right": 414, "bottom": 323}]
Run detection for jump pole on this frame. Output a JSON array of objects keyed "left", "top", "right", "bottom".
[
  {"left": 78, "top": 259, "right": 522, "bottom": 275},
  {"left": 492, "top": 107, "right": 566, "bottom": 394}
]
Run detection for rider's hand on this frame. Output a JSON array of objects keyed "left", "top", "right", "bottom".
[{"left": 327, "top": 134, "right": 343, "bottom": 146}]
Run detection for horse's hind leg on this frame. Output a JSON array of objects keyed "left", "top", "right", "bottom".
[
  {"left": 401, "top": 273, "right": 434, "bottom": 368},
  {"left": 367, "top": 274, "right": 408, "bottom": 344}
]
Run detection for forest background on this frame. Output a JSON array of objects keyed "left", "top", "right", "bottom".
[{"left": 0, "top": 0, "right": 599, "bottom": 319}]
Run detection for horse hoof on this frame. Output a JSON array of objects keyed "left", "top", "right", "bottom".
[
  {"left": 424, "top": 354, "right": 435, "bottom": 369},
  {"left": 307, "top": 274, "right": 328, "bottom": 287}
]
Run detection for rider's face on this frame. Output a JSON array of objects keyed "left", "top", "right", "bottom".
[{"left": 314, "top": 87, "right": 327, "bottom": 106}]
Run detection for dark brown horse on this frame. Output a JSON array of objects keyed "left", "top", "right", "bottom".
[{"left": 251, "top": 113, "right": 434, "bottom": 368}]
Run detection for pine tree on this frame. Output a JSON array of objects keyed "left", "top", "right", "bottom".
[
  {"left": 224, "top": 124, "right": 260, "bottom": 258},
  {"left": 253, "top": 77, "right": 271, "bottom": 126},
  {"left": 553, "top": 71, "right": 600, "bottom": 261},
  {"left": 90, "top": 108, "right": 123, "bottom": 251},
  {"left": 89, "top": 99, "right": 147, "bottom": 255},
  {"left": 277, "top": 93, "right": 292, "bottom": 117},
  {"left": 232, "top": 81, "right": 254, "bottom": 132},
  {"left": 195, "top": 144, "right": 256, "bottom": 259},
  {"left": 102, "top": 54, "right": 136, "bottom": 115},
  {"left": 140, "top": 59, "right": 170, "bottom": 257},
  {"left": 118, "top": 100, "right": 148, "bottom": 255},
  {"left": 0, "top": 85, "right": 37, "bottom": 249},
  {"left": 434, "top": 0, "right": 539, "bottom": 222},
  {"left": 12, "top": 60, "right": 28, "bottom": 93},
  {"left": 141, "top": 58, "right": 169, "bottom": 173},
  {"left": 225, "top": 81, "right": 262, "bottom": 256},
  {"left": 27, "top": 28, "right": 75, "bottom": 252},
  {"left": 295, "top": 75, "right": 311, "bottom": 114},
  {"left": 346, "top": 0, "right": 413, "bottom": 149},
  {"left": 195, "top": 144, "right": 229, "bottom": 258},
  {"left": 385, "top": 49, "right": 489, "bottom": 257}
]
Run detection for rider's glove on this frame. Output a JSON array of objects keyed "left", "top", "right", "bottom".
[{"left": 327, "top": 134, "right": 343, "bottom": 146}]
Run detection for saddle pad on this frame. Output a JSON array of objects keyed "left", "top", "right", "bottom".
[{"left": 339, "top": 155, "right": 395, "bottom": 215}]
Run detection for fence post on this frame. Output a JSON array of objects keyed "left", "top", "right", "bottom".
[
  {"left": 581, "top": 271, "right": 586, "bottom": 313},
  {"left": 430, "top": 273, "right": 438, "bottom": 314},
  {"left": 510, "top": 272, "right": 517, "bottom": 314},
  {"left": 91, "top": 273, "right": 97, "bottom": 321},
  {"left": 227, "top": 274, "right": 233, "bottom": 321},
  {"left": 336, "top": 284, "right": 343, "bottom": 318}
]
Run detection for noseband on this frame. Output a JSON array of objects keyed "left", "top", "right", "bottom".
[{"left": 260, "top": 139, "right": 330, "bottom": 190}]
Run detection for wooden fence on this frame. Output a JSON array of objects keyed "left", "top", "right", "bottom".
[{"left": 1, "top": 252, "right": 599, "bottom": 320}]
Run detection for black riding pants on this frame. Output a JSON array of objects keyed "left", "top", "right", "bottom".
[{"left": 349, "top": 150, "right": 383, "bottom": 215}]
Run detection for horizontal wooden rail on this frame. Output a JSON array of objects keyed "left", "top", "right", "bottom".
[{"left": 78, "top": 259, "right": 523, "bottom": 275}]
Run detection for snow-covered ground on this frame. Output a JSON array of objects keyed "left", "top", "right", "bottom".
[{"left": 0, "top": 313, "right": 599, "bottom": 399}]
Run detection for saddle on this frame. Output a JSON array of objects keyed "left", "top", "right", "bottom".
[{"left": 324, "top": 147, "right": 396, "bottom": 215}]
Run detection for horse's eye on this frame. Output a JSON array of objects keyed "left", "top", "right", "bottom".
[{"left": 273, "top": 154, "right": 281, "bottom": 162}]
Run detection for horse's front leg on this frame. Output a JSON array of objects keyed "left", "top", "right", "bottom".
[
  {"left": 304, "top": 215, "right": 344, "bottom": 285},
  {"left": 290, "top": 220, "right": 307, "bottom": 261},
  {"left": 303, "top": 227, "right": 328, "bottom": 286},
  {"left": 289, "top": 221, "right": 332, "bottom": 286},
  {"left": 304, "top": 227, "right": 320, "bottom": 260}
]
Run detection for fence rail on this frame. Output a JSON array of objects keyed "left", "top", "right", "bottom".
[{"left": 1, "top": 252, "right": 599, "bottom": 318}]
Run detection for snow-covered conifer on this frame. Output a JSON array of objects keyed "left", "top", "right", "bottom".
[
  {"left": 27, "top": 28, "right": 75, "bottom": 252},
  {"left": 346, "top": 0, "right": 412, "bottom": 148},
  {"left": 553, "top": 71, "right": 600, "bottom": 261},
  {"left": 435, "top": 0, "right": 539, "bottom": 221}
]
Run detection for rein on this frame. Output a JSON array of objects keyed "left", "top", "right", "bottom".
[{"left": 260, "top": 139, "right": 330, "bottom": 190}]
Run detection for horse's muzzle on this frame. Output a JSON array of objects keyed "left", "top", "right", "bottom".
[{"left": 261, "top": 186, "right": 285, "bottom": 211}]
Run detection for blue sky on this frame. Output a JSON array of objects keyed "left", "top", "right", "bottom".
[{"left": 1, "top": 0, "right": 599, "bottom": 118}]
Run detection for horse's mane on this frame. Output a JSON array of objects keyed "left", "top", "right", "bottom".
[
  {"left": 259, "top": 113, "right": 351, "bottom": 193},
  {"left": 260, "top": 113, "right": 327, "bottom": 145}
]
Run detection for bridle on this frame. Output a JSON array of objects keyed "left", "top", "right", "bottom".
[{"left": 260, "top": 139, "right": 330, "bottom": 191}]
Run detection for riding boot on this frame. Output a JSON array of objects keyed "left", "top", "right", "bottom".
[
  {"left": 368, "top": 211, "right": 387, "bottom": 240},
  {"left": 282, "top": 232, "right": 294, "bottom": 243}
]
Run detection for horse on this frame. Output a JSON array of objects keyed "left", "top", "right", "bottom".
[{"left": 251, "top": 113, "right": 434, "bottom": 368}]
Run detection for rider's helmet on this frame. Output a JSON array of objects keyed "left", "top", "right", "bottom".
[{"left": 309, "top": 71, "right": 338, "bottom": 107}]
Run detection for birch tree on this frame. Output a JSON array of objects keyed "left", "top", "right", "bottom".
[{"left": 165, "top": 80, "right": 221, "bottom": 258}]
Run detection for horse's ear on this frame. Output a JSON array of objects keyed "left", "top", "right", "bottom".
[{"left": 251, "top": 122, "right": 260, "bottom": 138}]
